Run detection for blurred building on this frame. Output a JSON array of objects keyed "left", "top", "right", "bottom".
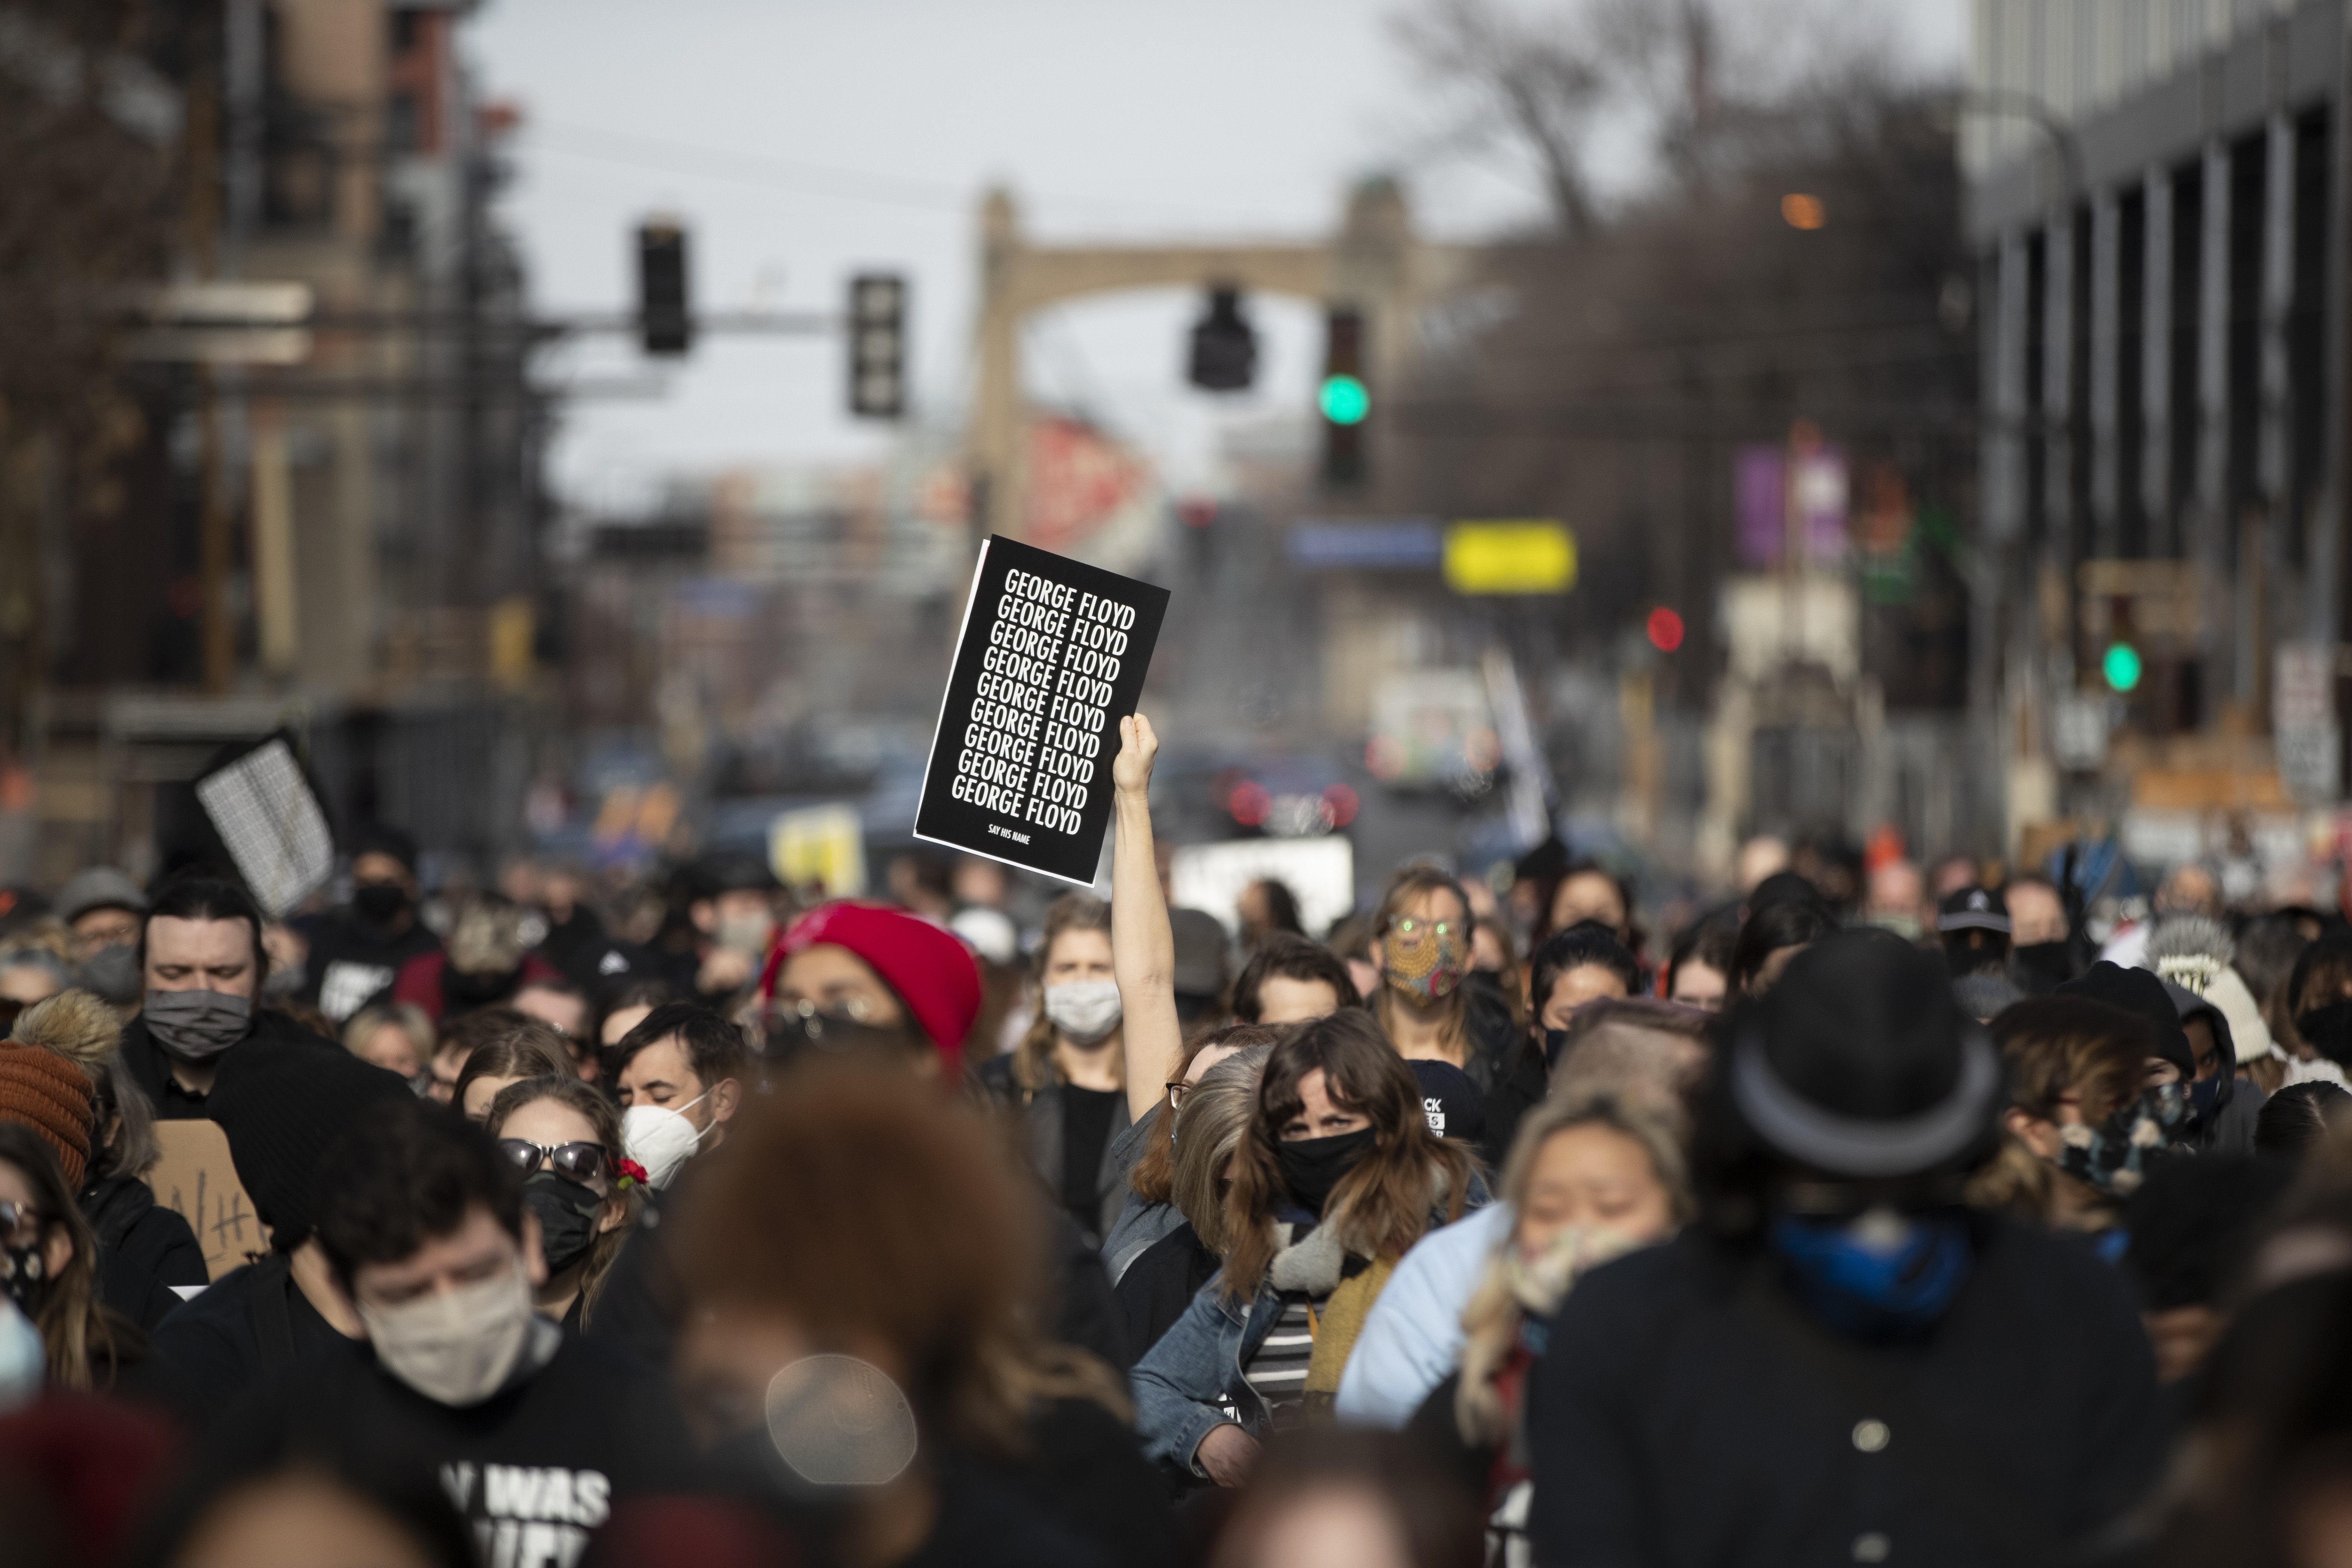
[
  {"left": 31, "top": 0, "right": 549, "bottom": 885},
  {"left": 557, "top": 447, "right": 972, "bottom": 861},
  {"left": 1967, "top": 1, "right": 2348, "bottom": 855}
]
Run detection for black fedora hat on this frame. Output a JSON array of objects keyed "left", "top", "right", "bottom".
[{"left": 1728, "top": 928, "right": 2003, "bottom": 1179}]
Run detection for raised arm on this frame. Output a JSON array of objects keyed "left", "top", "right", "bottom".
[{"left": 1112, "top": 712, "right": 1182, "bottom": 1122}]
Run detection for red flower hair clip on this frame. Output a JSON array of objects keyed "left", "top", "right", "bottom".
[{"left": 613, "top": 1156, "right": 650, "bottom": 1190}]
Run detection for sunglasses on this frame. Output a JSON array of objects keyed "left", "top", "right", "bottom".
[
  {"left": 0, "top": 1199, "right": 41, "bottom": 1246},
  {"left": 496, "top": 1139, "right": 609, "bottom": 1183}
]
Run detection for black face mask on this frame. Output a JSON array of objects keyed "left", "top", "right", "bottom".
[
  {"left": 353, "top": 883, "right": 411, "bottom": 927},
  {"left": 1274, "top": 1127, "right": 1376, "bottom": 1216},
  {"left": 2011, "top": 942, "right": 2075, "bottom": 997},
  {"left": 1542, "top": 1028, "right": 1572, "bottom": 1072},
  {"left": 524, "top": 1172, "right": 603, "bottom": 1274},
  {"left": 3, "top": 1240, "right": 52, "bottom": 1318},
  {"left": 2298, "top": 1002, "right": 2352, "bottom": 1068}
]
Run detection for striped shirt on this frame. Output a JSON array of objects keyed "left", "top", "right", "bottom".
[{"left": 1243, "top": 1291, "right": 1326, "bottom": 1430}]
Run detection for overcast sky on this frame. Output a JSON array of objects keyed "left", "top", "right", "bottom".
[{"left": 468, "top": 0, "right": 1967, "bottom": 513}]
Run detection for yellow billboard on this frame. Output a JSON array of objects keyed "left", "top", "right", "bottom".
[{"left": 1443, "top": 521, "right": 1576, "bottom": 594}]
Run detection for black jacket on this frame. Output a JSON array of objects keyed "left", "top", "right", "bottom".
[
  {"left": 81, "top": 1173, "right": 207, "bottom": 1289},
  {"left": 974, "top": 1056, "right": 1133, "bottom": 1243},
  {"left": 1114, "top": 1220, "right": 1219, "bottom": 1363},
  {"left": 1526, "top": 1220, "right": 2164, "bottom": 1568},
  {"left": 119, "top": 1005, "right": 341, "bottom": 1121}
]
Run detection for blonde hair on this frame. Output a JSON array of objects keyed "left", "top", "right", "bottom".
[
  {"left": 1454, "top": 1091, "right": 1691, "bottom": 1445},
  {"left": 1009, "top": 894, "right": 1117, "bottom": 1096},
  {"left": 1167, "top": 1045, "right": 1269, "bottom": 1255},
  {"left": 341, "top": 1002, "right": 435, "bottom": 1075}
]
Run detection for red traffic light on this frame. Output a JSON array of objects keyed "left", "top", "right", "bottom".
[{"left": 1646, "top": 607, "right": 1684, "bottom": 652}]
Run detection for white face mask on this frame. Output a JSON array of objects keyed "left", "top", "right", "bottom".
[
  {"left": 359, "top": 1258, "right": 536, "bottom": 1407},
  {"left": 1043, "top": 978, "right": 1123, "bottom": 1045},
  {"left": 622, "top": 1090, "right": 711, "bottom": 1190}
]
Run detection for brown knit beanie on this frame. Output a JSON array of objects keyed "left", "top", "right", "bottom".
[{"left": 0, "top": 1041, "right": 95, "bottom": 1188}]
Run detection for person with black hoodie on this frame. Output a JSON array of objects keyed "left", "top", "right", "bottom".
[
  {"left": 293, "top": 824, "right": 443, "bottom": 1025},
  {"left": 120, "top": 870, "right": 342, "bottom": 1121},
  {"left": 1526, "top": 931, "right": 2163, "bottom": 1567},
  {"left": 185, "top": 1098, "right": 690, "bottom": 1559}
]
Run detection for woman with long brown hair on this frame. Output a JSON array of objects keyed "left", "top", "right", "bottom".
[
  {"left": 1132, "top": 1009, "right": 1479, "bottom": 1486},
  {"left": 483, "top": 1075, "right": 643, "bottom": 1329},
  {"left": 1115, "top": 1042, "right": 1273, "bottom": 1357},
  {"left": 0, "top": 1122, "right": 138, "bottom": 1390},
  {"left": 979, "top": 713, "right": 1188, "bottom": 1247}
]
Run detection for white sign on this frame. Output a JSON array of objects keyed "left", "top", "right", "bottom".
[
  {"left": 2278, "top": 723, "right": 2341, "bottom": 805},
  {"left": 1169, "top": 838, "right": 1356, "bottom": 943},
  {"left": 2277, "top": 642, "right": 2335, "bottom": 727}
]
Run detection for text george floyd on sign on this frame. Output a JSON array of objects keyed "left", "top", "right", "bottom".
[{"left": 914, "top": 536, "right": 1169, "bottom": 885}]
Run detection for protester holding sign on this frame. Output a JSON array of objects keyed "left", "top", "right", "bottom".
[{"left": 974, "top": 894, "right": 1138, "bottom": 1244}]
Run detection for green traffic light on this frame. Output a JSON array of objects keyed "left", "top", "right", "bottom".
[
  {"left": 2102, "top": 642, "right": 2143, "bottom": 692},
  {"left": 1320, "top": 374, "right": 1370, "bottom": 426}
]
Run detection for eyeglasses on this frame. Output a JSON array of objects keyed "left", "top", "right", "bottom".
[
  {"left": 496, "top": 1139, "right": 609, "bottom": 1183},
  {"left": 0, "top": 1200, "right": 42, "bottom": 1246},
  {"left": 1388, "top": 917, "right": 1455, "bottom": 941},
  {"left": 1165, "top": 1078, "right": 1191, "bottom": 1109},
  {"left": 775, "top": 995, "right": 876, "bottom": 1023}
]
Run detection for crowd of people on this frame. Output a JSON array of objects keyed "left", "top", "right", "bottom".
[{"left": 4, "top": 714, "right": 2352, "bottom": 1566}]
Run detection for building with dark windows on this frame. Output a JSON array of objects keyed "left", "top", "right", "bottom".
[{"left": 1966, "top": 0, "right": 2347, "bottom": 847}]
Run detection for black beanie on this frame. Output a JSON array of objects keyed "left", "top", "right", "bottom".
[
  {"left": 206, "top": 1035, "right": 415, "bottom": 1250},
  {"left": 2057, "top": 962, "right": 2195, "bottom": 1080},
  {"left": 1728, "top": 928, "right": 2002, "bottom": 1178}
]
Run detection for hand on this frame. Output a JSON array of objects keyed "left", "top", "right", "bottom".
[
  {"left": 1194, "top": 1422, "right": 1260, "bottom": 1487},
  {"left": 1113, "top": 712, "right": 1158, "bottom": 796}
]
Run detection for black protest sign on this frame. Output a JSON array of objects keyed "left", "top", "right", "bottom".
[{"left": 915, "top": 536, "right": 1169, "bottom": 885}]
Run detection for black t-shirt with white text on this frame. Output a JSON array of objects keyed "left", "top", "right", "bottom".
[{"left": 204, "top": 1328, "right": 691, "bottom": 1565}]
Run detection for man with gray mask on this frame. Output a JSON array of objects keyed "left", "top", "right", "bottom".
[
  {"left": 119, "top": 869, "right": 338, "bottom": 1119},
  {"left": 55, "top": 866, "right": 147, "bottom": 1005},
  {"left": 180, "top": 1099, "right": 687, "bottom": 1550}
]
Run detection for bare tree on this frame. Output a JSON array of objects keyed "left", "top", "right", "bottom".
[{"left": 1389, "top": 0, "right": 1614, "bottom": 238}]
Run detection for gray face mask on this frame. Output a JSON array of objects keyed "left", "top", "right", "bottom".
[
  {"left": 144, "top": 988, "right": 254, "bottom": 1063},
  {"left": 74, "top": 944, "right": 140, "bottom": 1004}
]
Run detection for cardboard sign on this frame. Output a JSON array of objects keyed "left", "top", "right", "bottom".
[
  {"left": 150, "top": 1120, "right": 266, "bottom": 1281},
  {"left": 914, "top": 536, "right": 1168, "bottom": 885}
]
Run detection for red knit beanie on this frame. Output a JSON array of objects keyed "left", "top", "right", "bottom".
[
  {"left": 0, "top": 1043, "right": 94, "bottom": 1189},
  {"left": 760, "top": 902, "right": 983, "bottom": 1077}
]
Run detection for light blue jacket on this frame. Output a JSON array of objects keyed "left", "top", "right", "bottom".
[{"left": 1332, "top": 1200, "right": 1513, "bottom": 1428}]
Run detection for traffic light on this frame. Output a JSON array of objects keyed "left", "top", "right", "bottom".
[
  {"left": 636, "top": 220, "right": 691, "bottom": 356},
  {"left": 848, "top": 273, "right": 907, "bottom": 419},
  {"left": 1320, "top": 306, "right": 1368, "bottom": 488},
  {"left": 1188, "top": 286, "right": 1257, "bottom": 392},
  {"left": 2102, "top": 641, "right": 2143, "bottom": 692}
]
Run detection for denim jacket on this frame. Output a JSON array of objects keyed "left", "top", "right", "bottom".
[
  {"left": 1130, "top": 1270, "right": 1281, "bottom": 1474},
  {"left": 1131, "top": 1174, "right": 1489, "bottom": 1474}
]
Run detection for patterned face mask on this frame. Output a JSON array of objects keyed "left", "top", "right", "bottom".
[
  {"left": 2054, "top": 1082, "right": 2184, "bottom": 1197},
  {"left": 1382, "top": 915, "right": 1467, "bottom": 1004}
]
